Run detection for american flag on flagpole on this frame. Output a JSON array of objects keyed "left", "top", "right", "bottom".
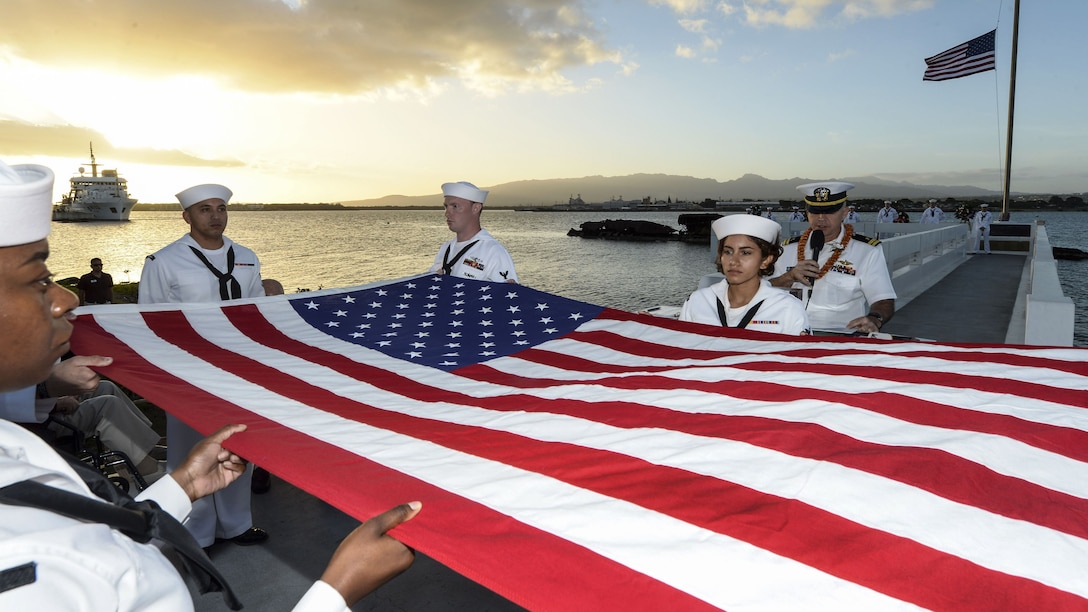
[
  {"left": 72, "top": 275, "right": 1088, "bottom": 610},
  {"left": 924, "top": 29, "right": 997, "bottom": 82}
]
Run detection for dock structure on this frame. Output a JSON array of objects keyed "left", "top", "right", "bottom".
[{"left": 882, "top": 253, "right": 1025, "bottom": 343}]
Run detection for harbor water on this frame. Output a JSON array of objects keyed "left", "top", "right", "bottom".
[{"left": 47, "top": 209, "right": 1088, "bottom": 345}]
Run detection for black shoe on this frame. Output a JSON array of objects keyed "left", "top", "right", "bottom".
[
  {"left": 251, "top": 467, "right": 272, "bottom": 494},
  {"left": 229, "top": 527, "right": 269, "bottom": 546}
]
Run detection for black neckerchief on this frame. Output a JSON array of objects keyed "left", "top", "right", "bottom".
[
  {"left": 188, "top": 245, "right": 241, "bottom": 300},
  {"left": 0, "top": 456, "right": 242, "bottom": 609},
  {"left": 716, "top": 298, "right": 765, "bottom": 329},
  {"left": 442, "top": 240, "right": 479, "bottom": 275}
]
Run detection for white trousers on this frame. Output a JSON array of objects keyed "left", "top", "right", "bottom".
[
  {"left": 167, "top": 414, "right": 254, "bottom": 546},
  {"left": 971, "top": 226, "right": 991, "bottom": 253}
]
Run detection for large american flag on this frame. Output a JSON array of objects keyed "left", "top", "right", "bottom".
[
  {"left": 72, "top": 275, "right": 1088, "bottom": 610},
  {"left": 923, "top": 29, "right": 997, "bottom": 82}
]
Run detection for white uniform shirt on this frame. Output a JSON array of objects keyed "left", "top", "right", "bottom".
[
  {"left": 0, "top": 419, "right": 349, "bottom": 611},
  {"left": 139, "top": 234, "right": 264, "bottom": 304},
  {"left": 920, "top": 207, "right": 944, "bottom": 224},
  {"left": 429, "top": 229, "right": 518, "bottom": 283},
  {"left": 774, "top": 226, "right": 897, "bottom": 330},
  {"left": 844, "top": 210, "right": 861, "bottom": 224},
  {"left": 876, "top": 207, "right": 898, "bottom": 224},
  {"left": 974, "top": 210, "right": 993, "bottom": 230},
  {"left": 0, "top": 419, "right": 195, "bottom": 610},
  {"left": 789, "top": 211, "right": 806, "bottom": 222},
  {"left": 679, "top": 279, "right": 810, "bottom": 335}
]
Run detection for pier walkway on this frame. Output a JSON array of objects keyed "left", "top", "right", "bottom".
[
  {"left": 883, "top": 253, "right": 1027, "bottom": 343},
  {"left": 193, "top": 253, "right": 1035, "bottom": 611}
]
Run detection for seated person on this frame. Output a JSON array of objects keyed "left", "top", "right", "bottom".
[
  {"left": 679, "top": 214, "right": 809, "bottom": 335},
  {"left": 47, "top": 380, "right": 166, "bottom": 482}
]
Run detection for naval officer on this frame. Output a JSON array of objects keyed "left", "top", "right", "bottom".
[
  {"left": 139, "top": 183, "right": 268, "bottom": 549},
  {"left": 770, "top": 181, "right": 896, "bottom": 334}
]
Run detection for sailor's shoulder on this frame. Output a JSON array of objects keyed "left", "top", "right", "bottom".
[{"left": 852, "top": 233, "right": 881, "bottom": 246}]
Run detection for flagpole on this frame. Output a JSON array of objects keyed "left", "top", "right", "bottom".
[{"left": 1000, "top": 0, "right": 1020, "bottom": 220}]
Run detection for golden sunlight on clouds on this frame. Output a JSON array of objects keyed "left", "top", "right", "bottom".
[{"left": 0, "top": 0, "right": 623, "bottom": 96}]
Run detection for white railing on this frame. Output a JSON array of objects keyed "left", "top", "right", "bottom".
[
  {"left": 779, "top": 222, "right": 969, "bottom": 308},
  {"left": 873, "top": 225, "right": 968, "bottom": 307},
  {"left": 1022, "top": 223, "right": 1075, "bottom": 346}
]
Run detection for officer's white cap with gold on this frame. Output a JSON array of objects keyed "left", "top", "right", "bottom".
[
  {"left": 796, "top": 181, "right": 855, "bottom": 214},
  {"left": 176, "top": 184, "right": 233, "bottom": 209},
  {"left": 0, "top": 160, "right": 54, "bottom": 247},
  {"left": 711, "top": 214, "right": 781, "bottom": 245},
  {"left": 442, "top": 181, "right": 488, "bottom": 204}
]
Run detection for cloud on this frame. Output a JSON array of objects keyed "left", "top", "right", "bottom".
[
  {"left": 679, "top": 19, "right": 710, "bottom": 33},
  {"left": 740, "top": 0, "right": 934, "bottom": 29},
  {"left": 649, "top": 0, "right": 711, "bottom": 14},
  {"left": 0, "top": 121, "right": 242, "bottom": 167},
  {"left": 0, "top": 0, "right": 625, "bottom": 95},
  {"left": 676, "top": 45, "right": 697, "bottom": 59}
]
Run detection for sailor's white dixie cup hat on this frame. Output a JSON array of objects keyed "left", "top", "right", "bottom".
[
  {"left": 712, "top": 214, "right": 782, "bottom": 245},
  {"left": 796, "top": 181, "right": 855, "bottom": 214},
  {"left": 442, "top": 181, "right": 488, "bottom": 204},
  {"left": 0, "top": 160, "right": 54, "bottom": 247},
  {"left": 176, "top": 184, "right": 233, "bottom": 209}
]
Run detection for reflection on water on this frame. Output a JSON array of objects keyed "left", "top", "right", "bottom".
[{"left": 47, "top": 209, "right": 1087, "bottom": 344}]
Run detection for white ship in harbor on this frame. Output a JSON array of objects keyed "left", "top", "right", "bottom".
[{"left": 52, "top": 143, "right": 136, "bottom": 222}]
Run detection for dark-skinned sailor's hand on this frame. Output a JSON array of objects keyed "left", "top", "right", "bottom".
[
  {"left": 320, "top": 501, "right": 422, "bottom": 606},
  {"left": 170, "top": 423, "right": 250, "bottom": 502},
  {"left": 45, "top": 355, "right": 112, "bottom": 396}
]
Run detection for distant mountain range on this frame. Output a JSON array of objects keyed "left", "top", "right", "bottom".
[{"left": 342, "top": 173, "right": 1006, "bottom": 208}]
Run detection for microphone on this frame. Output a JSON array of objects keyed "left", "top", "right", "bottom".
[{"left": 807, "top": 230, "right": 824, "bottom": 285}]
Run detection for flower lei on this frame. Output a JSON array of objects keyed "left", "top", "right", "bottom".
[{"left": 797, "top": 224, "right": 853, "bottom": 280}]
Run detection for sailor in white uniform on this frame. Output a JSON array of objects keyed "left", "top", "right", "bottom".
[
  {"left": 970, "top": 203, "right": 994, "bottom": 254},
  {"left": 680, "top": 214, "right": 809, "bottom": 335},
  {"left": 788, "top": 206, "right": 806, "bottom": 237},
  {"left": 876, "top": 200, "right": 898, "bottom": 238},
  {"left": 920, "top": 199, "right": 944, "bottom": 224},
  {"left": 844, "top": 204, "right": 861, "bottom": 225},
  {"left": 139, "top": 183, "right": 267, "bottom": 548},
  {"left": 771, "top": 182, "right": 896, "bottom": 334},
  {"left": 428, "top": 181, "right": 518, "bottom": 283}
]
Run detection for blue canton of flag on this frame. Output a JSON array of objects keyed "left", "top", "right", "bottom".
[{"left": 290, "top": 275, "right": 605, "bottom": 371}]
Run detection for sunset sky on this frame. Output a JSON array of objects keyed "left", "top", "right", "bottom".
[{"left": 1, "top": 0, "right": 1084, "bottom": 204}]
